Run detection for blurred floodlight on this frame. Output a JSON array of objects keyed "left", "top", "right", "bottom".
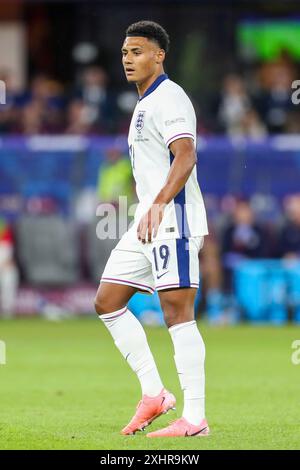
[
  {"left": 117, "top": 91, "right": 138, "bottom": 113},
  {"left": 72, "top": 42, "right": 98, "bottom": 63}
]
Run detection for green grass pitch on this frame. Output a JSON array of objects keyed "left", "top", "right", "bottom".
[{"left": 0, "top": 317, "right": 299, "bottom": 450}]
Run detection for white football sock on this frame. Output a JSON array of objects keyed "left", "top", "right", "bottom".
[
  {"left": 169, "top": 320, "right": 206, "bottom": 425},
  {"left": 100, "top": 307, "right": 164, "bottom": 397}
]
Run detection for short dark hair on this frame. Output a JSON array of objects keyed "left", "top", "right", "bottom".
[{"left": 126, "top": 20, "right": 170, "bottom": 52}]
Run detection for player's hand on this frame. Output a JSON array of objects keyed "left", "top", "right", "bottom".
[{"left": 137, "top": 203, "right": 166, "bottom": 243}]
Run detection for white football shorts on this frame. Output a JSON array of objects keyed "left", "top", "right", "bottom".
[{"left": 100, "top": 224, "right": 205, "bottom": 294}]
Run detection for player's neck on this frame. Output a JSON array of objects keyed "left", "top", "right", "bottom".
[{"left": 136, "top": 70, "right": 165, "bottom": 98}]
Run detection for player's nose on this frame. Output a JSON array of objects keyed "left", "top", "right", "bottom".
[{"left": 124, "top": 58, "right": 133, "bottom": 66}]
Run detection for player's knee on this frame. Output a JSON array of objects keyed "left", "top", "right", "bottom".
[
  {"left": 160, "top": 296, "right": 178, "bottom": 315},
  {"left": 161, "top": 302, "right": 180, "bottom": 327},
  {"left": 161, "top": 298, "right": 192, "bottom": 328},
  {"left": 164, "top": 312, "right": 193, "bottom": 328},
  {"left": 94, "top": 294, "right": 110, "bottom": 316},
  {"left": 163, "top": 311, "right": 181, "bottom": 328},
  {"left": 94, "top": 292, "right": 125, "bottom": 316}
]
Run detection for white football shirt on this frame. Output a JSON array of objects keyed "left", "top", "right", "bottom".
[{"left": 128, "top": 74, "right": 208, "bottom": 240}]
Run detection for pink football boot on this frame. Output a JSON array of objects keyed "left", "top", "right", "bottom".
[
  {"left": 147, "top": 417, "right": 209, "bottom": 437},
  {"left": 121, "top": 388, "right": 176, "bottom": 435}
]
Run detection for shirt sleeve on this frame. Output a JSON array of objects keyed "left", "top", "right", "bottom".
[{"left": 154, "top": 89, "right": 197, "bottom": 148}]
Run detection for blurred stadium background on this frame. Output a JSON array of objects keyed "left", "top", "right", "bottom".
[
  {"left": 1, "top": 0, "right": 300, "bottom": 451},
  {"left": 1, "top": 0, "right": 300, "bottom": 325}
]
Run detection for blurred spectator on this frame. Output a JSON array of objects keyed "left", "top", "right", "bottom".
[
  {"left": 71, "top": 66, "right": 116, "bottom": 133},
  {"left": 217, "top": 74, "right": 252, "bottom": 136},
  {"left": 97, "top": 147, "right": 134, "bottom": 206},
  {"left": 15, "top": 74, "right": 65, "bottom": 134},
  {"left": 19, "top": 100, "right": 45, "bottom": 135},
  {"left": 222, "top": 199, "right": 267, "bottom": 260},
  {"left": 0, "top": 217, "right": 19, "bottom": 317},
  {"left": 97, "top": 148, "right": 135, "bottom": 257},
  {"left": 206, "top": 198, "right": 269, "bottom": 323},
  {"left": 221, "top": 199, "right": 268, "bottom": 288},
  {"left": 65, "top": 99, "right": 93, "bottom": 135},
  {"left": 239, "top": 107, "right": 267, "bottom": 140},
  {"left": 0, "top": 69, "right": 19, "bottom": 134},
  {"left": 1, "top": 60, "right": 300, "bottom": 136},
  {"left": 255, "top": 51, "right": 296, "bottom": 133},
  {"left": 284, "top": 110, "right": 300, "bottom": 134},
  {"left": 278, "top": 194, "right": 300, "bottom": 259},
  {"left": 74, "top": 147, "right": 135, "bottom": 228}
]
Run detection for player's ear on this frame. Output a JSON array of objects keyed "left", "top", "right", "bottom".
[{"left": 156, "top": 49, "right": 165, "bottom": 64}]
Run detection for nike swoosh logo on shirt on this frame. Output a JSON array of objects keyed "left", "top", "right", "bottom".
[{"left": 156, "top": 271, "right": 169, "bottom": 280}]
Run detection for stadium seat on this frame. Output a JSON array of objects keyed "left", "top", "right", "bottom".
[
  {"left": 233, "top": 260, "right": 289, "bottom": 324},
  {"left": 285, "top": 261, "right": 300, "bottom": 324},
  {"left": 86, "top": 217, "right": 118, "bottom": 283},
  {"left": 16, "top": 215, "right": 80, "bottom": 285}
]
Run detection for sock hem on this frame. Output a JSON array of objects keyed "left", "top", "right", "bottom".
[
  {"left": 168, "top": 320, "right": 196, "bottom": 334},
  {"left": 99, "top": 306, "right": 127, "bottom": 321}
]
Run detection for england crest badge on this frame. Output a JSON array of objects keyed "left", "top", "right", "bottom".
[{"left": 135, "top": 110, "right": 146, "bottom": 132}]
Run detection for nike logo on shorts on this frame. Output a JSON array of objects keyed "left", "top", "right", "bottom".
[{"left": 156, "top": 271, "right": 169, "bottom": 280}]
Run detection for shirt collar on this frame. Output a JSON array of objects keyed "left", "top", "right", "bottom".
[{"left": 138, "top": 73, "right": 168, "bottom": 102}]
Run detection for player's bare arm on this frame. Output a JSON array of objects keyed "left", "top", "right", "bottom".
[{"left": 137, "top": 137, "right": 197, "bottom": 243}]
